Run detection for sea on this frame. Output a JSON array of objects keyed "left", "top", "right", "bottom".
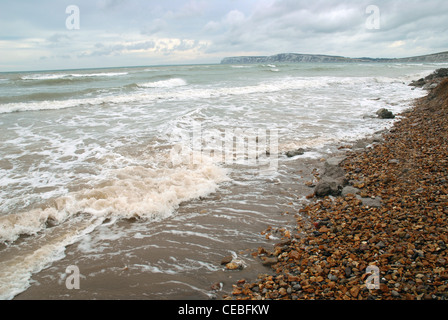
[{"left": 0, "top": 62, "right": 441, "bottom": 300}]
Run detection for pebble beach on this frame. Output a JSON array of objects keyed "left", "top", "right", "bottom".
[{"left": 226, "top": 71, "right": 448, "bottom": 301}]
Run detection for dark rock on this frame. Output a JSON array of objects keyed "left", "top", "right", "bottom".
[
  {"left": 410, "top": 78, "right": 426, "bottom": 87},
  {"left": 314, "top": 180, "right": 342, "bottom": 197},
  {"left": 376, "top": 108, "right": 395, "bottom": 119},
  {"left": 345, "top": 266, "right": 352, "bottom": 277},
  {"left": 426, "top": 68, "right": 448, "bottom": 80},
  {"left": 286, "top": 148, "right": 305, "bottom": 158},
  {"left": 409, "top": 69, "right": 448, "bottom": 89}
]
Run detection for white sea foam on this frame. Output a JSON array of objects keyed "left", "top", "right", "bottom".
[
  {"left": 138, "top": 78, "right": 188, "bottom": 88},
  {"left": 0, "top": 77, "right": 323, "bottom": 113},
  {"left": 0, "top": 153, "right": 228, "bottom": 299},
  {"left": 0, "top": 216, "right": 104, "bottom": 300},
  {"left": 20, "top": 72, "right": 128, "bottom": 81},
  {"left": 2, "top": 75, "right": 413, "bottom": 114},
  {"left": 0, "top": 158, "right": 229, "bottom": 244}
]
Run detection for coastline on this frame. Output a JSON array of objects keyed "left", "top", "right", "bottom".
[
  {"left": 6, "top": 66, "right": 445, "bottom": 301},
  {"left": 226, "top": 72, "right": 448, "bottom": 300}
]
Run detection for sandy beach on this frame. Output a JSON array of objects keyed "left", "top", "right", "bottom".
[
  {"left": 1, "top": 64, "right": 440, "bottom": 301},
  {"left": 227, "top": 72, "right": 448, "bottom": 300}
]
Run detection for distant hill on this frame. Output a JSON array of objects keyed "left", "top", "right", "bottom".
[{"left": 220, "top": 51, "right": 448, "bottom": 64}]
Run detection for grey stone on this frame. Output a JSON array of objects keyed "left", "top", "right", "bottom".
[
  {"left": 342, "top": 186, "right": 360, "bottom": 196},
  {"left": 376, "top": 241, "right": 386, "bottom": 249},
  {"left": 356, "top": 195, "right": 383, "bottom": 208},
  {"left": 388, "top": 159, "right": 400, "bottom": 164},
  {"left": 328, "top": 274, "right": 338, "bottom": 281},
  {"left": 286, "top": 148, "right": 305, "bottom": 158},
  {"left": 323, "top": 163, "right": 345, "bottom": 179},
  {"left": 429, "top": 82, "right": 438, "bottom": 89},
  {"left": 326, "top": 156, "right": 346, "bottom": 167},
  {"left": 292, "top": 284, "right": 302, "bottom": 291}
]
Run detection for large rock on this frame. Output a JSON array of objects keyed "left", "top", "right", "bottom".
[
  {"left": 314, "top": 180, "right": 343, "bottom": 197},
  {"left": 409, "top": 68, "right": 448, "bottom": 89},
  {"left": 376, "top": 108, "right": 395, "bottom": 119},
  {"left": 286, "top": 148, "right": 305, "bottom": 158},
  {"left": 356, "top": 195, "right": 383, "bottom": 208},
  {"left": 314, "top": 157, "right": 348, "bottom": 197}
]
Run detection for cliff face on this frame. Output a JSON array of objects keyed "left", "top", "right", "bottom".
[
  {"left": 220, "top": 51, "right": 448, "bottom": 64},
  {"left": 221, "top": 53, "right": 358, "bottom": 64}
]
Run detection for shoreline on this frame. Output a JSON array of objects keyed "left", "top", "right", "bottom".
[
  {"left": 226, "top": 72, "right": 448, "bottom": 300},
  {"left": 7, "top": 68, "right": 444, "bottom": 301}
]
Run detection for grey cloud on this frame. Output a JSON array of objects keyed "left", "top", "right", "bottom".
[
  {"left": 1, "top": 0, "right": 448, "bottom": 71},
  {"left": 80, "top": 40, "right": 156, "bottom": 57},
  {"left": 203, "top": 0, "right": 448, "bottom": 57}
]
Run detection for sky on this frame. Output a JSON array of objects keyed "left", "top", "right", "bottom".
[{"left": 1, "top": 0, "right": 448, "bottom": 72}]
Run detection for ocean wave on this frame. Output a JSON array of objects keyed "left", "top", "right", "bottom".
[
  {"left": 0, "top": 75, "right": 421, "bottom": 114},
  {"left": 20, "top": 72, "right": 128, "bottom": 81},
  {"left": 138, "top": 78, "right": 188, "bottom": 88},
  {"left": 0, "top": 77, "right": 340, "bottom": 113},
  {"left": 0, "top": 159, "right": 228, "bottom": 244}
]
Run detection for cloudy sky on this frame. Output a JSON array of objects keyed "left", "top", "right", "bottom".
[{"left": 1, "top": 0, "right": 447, "bottom": 71}]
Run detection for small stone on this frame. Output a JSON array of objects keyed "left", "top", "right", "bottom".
[
  {"left": 380, "top": 284, "right": 390, "bottom": 293},
  {"left": 211, "top": 282, "right": 223, "bottom": 291},
  {"left": 388, "top": 159, "right": 400, "bottom": 164},
  {"left": 293, "top": 284, "right": 302, "bottom": 291},
  {"left": 261, "top": 257, "right": 278, "bottom": 266},
  {"left": 359, "top": 241, "right": 369, "bottom": 251},
  {"left": 289, "top": 250, "right": 300, "bottom": 260},
  {"left": 350, "top": 286, "right": 360, "bottom": 298},
  {"left": 328, "top": 274, "right": 338, "bottom": 281},
  {"left": 226, "top": 260, "right": 244, "bottom": 270},
  {"left": 232, "top": 287, "right": 242, "bottom": 295},
  {"left": 221, "top": 256, "right": 233, "bottom": 265},
  {"left": 376, "top": 241, "right": 386, "bottom": 249},
  {"left": 391, "top": 290, "right": 400, "bottom": 298},
  {"left": 278, "top": 287, "right": 287, "bottom": 296},
  {"left": 345, "top": 267, "right": 352, "bottom": 277}
]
